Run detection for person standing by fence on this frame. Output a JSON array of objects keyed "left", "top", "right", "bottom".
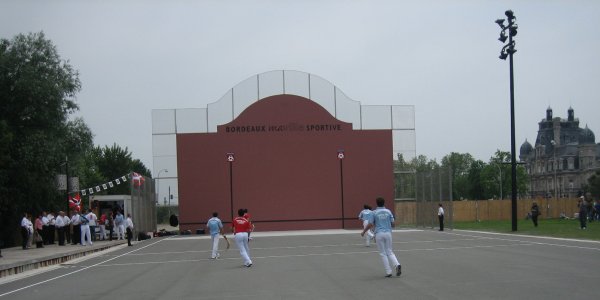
[
  {"left": 438, "top": 203, "right": 445, "bottom": 231},
  {"left": 530, "top": 202, "right": 540, "bottom": 227},
  {"left": 578, "top": 197, "right": 587, "bottom": 230}
]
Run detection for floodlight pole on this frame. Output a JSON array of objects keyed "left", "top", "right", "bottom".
[{"left": 497, "top": 10, "right": 518, "bottom": 231}]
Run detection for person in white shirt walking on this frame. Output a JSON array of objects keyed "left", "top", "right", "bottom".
[
  {"left": 125, "top": 214, "right": 134, "bottom": 246},
  {"left": 438, "top": 203, "right": 445, "bottom": 231},
  {"left": 362, "top": 197, "right": 401, "bottom": 278},
  {"left": 206, "top": 212, "right": 224, "bottom": 259},
  {"left": 358, "top": 204, "right": 375, "bottom": 247}
]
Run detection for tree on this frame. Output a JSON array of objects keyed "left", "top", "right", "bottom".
[
  {"left": 585, "top": 170, "right": 600, "bottom": 198},
  {"left": 79, "top": 144, "right": 151, "bottom": 197},
  {"left": 0, "top": 32, "right": 83, "bottom": 246},
  {"left": 441, "top": 152, "right": 475, "bottom": 200}
]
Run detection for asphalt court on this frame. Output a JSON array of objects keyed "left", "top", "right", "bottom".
[{"left": 1, "top": 229, "right": 599, "bottom": 300}]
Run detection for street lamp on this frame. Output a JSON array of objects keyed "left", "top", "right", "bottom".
[
  {"left": 156, "top": 169, "right": 168, "bottom": 205},
  {"left": 496, "top": 10, "right": 519, "bottom": 231}
]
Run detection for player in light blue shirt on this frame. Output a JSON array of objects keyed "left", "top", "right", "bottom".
[
  {"left": 358, "top": 205, "right": 375, "bottom": 246},
  {"left": 206, "top": 212, "right": 223, "bottom": 259},
  {"left": 362, "top": 197, "right": 401, "bottom": 278}
]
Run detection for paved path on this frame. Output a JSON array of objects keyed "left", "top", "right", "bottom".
[{"left": 1, "top": 229, "right": 599, "bottom": 299}]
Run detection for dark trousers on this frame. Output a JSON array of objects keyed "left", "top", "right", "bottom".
[
  {"left": 90, "top": 226, "right": 96, "bottom": 241},
  {"left": 439, "top": 215, "right": 444, "bottom": 231},
  {"left": 72, "top": 224, "right": 81, "bottom": 245},
  {"left": 108, "top": 226, "right": 114, "bottom": 241},
  {"left": 42, "top": 225, "right": 49, "bottom": 244},
  {"left": 579, "top": 211, "right": 587, "bottom": 229},
  {"left": 65, "top": 225, "right": 71, "bottom": 244},
  {"left": 21, "top": 227, "right": 29, "bottom": 249},
  {"left": 531, "top": 215, "right": 538, "bottom": 227},
  {"left": 126, "top": 227, "right": 133, "bottom": 246},
  {"left": 48, "top": 225, "right": 55, "bottom": 244},
  {"left": 57, "top": 227, "right": 65, "bottom": 245}
]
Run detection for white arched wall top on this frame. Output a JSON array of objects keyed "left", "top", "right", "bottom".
[{"left": 151, "top": 70, "right": 416, "bottom": 204}]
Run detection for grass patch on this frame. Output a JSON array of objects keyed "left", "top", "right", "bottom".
[{"left": 453, "top": 218, "right": 600, "bottom": 241}]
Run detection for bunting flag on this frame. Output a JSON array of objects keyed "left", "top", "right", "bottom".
[
  {"left": 74, "top": 172, "right": 146, "bottom": 195},
  {"left": 68, "top": 193, "right": 82, "bottom": 212},
  {"left": 132, "top": 172, "right": 145, "bottom": 187}
]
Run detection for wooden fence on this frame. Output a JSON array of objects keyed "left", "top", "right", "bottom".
[{"left": 394, "top": 197, "right": 581, "bottom": 225}]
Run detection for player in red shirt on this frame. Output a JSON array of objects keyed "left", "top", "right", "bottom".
[{"left": 232, "top": 208, "right": 253, "bottom": 267}]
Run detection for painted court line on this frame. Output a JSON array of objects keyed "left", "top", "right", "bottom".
[
  {"left": 0, "top": 238, "right": 168, "bottom": 298},
  {"left": 94, "top": 242, "right": 538, "bottom": 268}
]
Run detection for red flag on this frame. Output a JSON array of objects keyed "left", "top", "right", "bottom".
[
  {"left": 69, "top": 193, "right": 82, "bottom": 212},
  {"left": 132, "top": 172, "right": 145, "bottom": 187}
]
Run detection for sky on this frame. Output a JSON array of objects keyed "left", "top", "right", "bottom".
[{"left": 2, "top": 0, "right": 600, "bottom": 174}]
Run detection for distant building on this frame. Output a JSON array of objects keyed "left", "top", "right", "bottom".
[{"left": 520, "top": 107, "right": 600, "bottom": 198}]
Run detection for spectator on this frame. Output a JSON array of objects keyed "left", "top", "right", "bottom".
[
  {"left": 126, "top": 213, "right": 134, "bottom": 246},
  {"left": 530, "top": 202, "right": 540, "bottom": 227},
  {"left": 578, "top": 197, "right": 587, "bottom": 230}
]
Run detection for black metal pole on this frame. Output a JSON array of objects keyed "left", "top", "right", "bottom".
[
  {"left": 339, "top": 158, "right": 345, "bottom": 229},
  {"left": 229, "top": 161, "right": 234, "bottom": 223},
  {"left": 65, "top": 156, "right": 70, "bottom": 214},
  {"left": 509, "top": 20, "right": 518, "bottom": 232}
]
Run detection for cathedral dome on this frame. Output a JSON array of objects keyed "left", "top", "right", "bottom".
[
  {"left": 520, "top": 139, "right": 533, "bottom": 157},
  {"left": 579, "top": 125, "right": 595, "bottom": 144}
]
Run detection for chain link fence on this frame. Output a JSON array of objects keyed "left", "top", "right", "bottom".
[{"left": 415, "top": 168, "right": 453, "bottom": 229}]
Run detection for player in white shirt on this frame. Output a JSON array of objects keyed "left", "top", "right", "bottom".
[
  {"left": 206, "top": 212, "right": 224, "bottom": 259},
  {"left": 358, "top": 204, "right": 375, "bottom": 247}
]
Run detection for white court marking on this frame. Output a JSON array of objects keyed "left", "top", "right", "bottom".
[{"left": 0, "top": 238, "right": 168, "bottom": 298}]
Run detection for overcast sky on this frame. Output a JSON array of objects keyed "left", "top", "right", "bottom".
[{"left": 2, "top": 0, "right": 599, "bottom": 173}]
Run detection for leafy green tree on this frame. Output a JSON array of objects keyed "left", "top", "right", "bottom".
[
  {"left": 79, "top": 144, "right": 151, "bottom": 197},
  {"left": 441, "top": 152, "right": 475, "bottom": 200},
  {"left": 585, "top": 170, "right": 600, "bottom": 198},
  {"left": 0, "top": 32, "right": 83, "bottom": 245},
  {"left": 467, "top": 160, "right": 486, "bottom": 200}
]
